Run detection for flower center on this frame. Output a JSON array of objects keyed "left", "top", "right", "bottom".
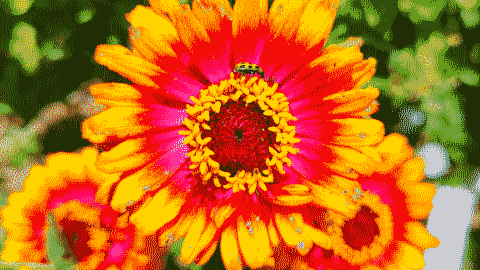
[
  {"left": 52, "top": 201, "right": 105, "bottom": 262},
  {"left": 180, "top": 73, "right": 301, "bottom": 194},
  {"left": 341, "top": 206, "right": 380, "bottom": 250},
  {"left": 332, "top": 190, "right": 394, "bottom": 265},
  {"left": 204, "top": 98, "right": 276, "bottom": 176}
]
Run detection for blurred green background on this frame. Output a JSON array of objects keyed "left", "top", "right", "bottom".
[{"left": 0, "top": 0, "right": 480, "bottom": 269}]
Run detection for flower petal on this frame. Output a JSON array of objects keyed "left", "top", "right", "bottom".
[
  {"left": 404, "top": 221, "right": 440, "bottom": 250},
  {"left": 376, "top": 133, "right": 414, "bottom": 171},
  {"left": 325, "top": 145, "right": 379, "bottom": 178},
  {"left": 267, "top": 219, "right": 280, "bottom": 248},
  {"left": 81, "top": 106, "right": 151, "bottom": 144},
  {"left": 403, "top": 183, "right": 436, "bottom": 205},
  {"left": 196, "top": 240, "right": 219, "bottom": 266},
  {"left": 309, "top": 183, "right": 360, "bottom": 219},
  {"left": 220, "top": 225, "right": 243, "bottom": 270},
  {"left": 296, "top": 0, "right": 338, "bottom": 50},
  {"left": 90, "top": 83, "right": 143, "bottom": 108},
  {"left": 236, "top": 215, "right": 273, "bottom": 269},
  {"left": 396, "top": 157, "right": 425, "bottom": 187},
  {"left": 273, "top": 184, "right": 314, "bottom": 206},
  {"left": 180, "top": 209, "right": 208, "bottom": 264},
  {"left": 302, "top": 222, "right": 335, "bottom": 250},
  {"left": 1, "top": 239, "right": 44, "bottom": 262},
  {"left": 296, "top": 117, "right": 383, "bottom": 147},
  {"left": 233, "top": 0, "right": 268, "bottom": 36},
  {"left": 110, "top": 165, "right": 169, "bottom": 212},
  {"left": 150, "top": 0, "right": 210, "bottom": 50},
  {"left": 148, "top": 104, "right": 188, "bottom": 129},
  {"left": 274, "top": 213, "right": 304, "bottom": 248},
  {"left": 407, "top": 202, "right": 434, "bottom": 220},
  {"left": 94, "top": 45, "right": 164, "bottom": 88},
  {"left": 388, "top": 242, "right": 425, "bottom": 270},
  {"left": 231, "top": 0, "right": 270, "bottom": 65},
  {"left": 211, "top": 204, "right": 236, "bottom": 228},
  {"left": 268, "top": 0, "right": 309, "bottom": 40},
  {"left": 150, "top": 134, "right": 190, "bottom": 178},
  {"left": 130, "top": 186, "right": 185, "bottom": 235},
  {"left": 126, "top": 5, "right": 179, "bottom": 61},
  {"left": 95, "top": 137, "right": 157, "bottom": 174},
  {"left": 291, "top": 87, "right": 379, "bottom": 121},
  {"left": 190, "top": 222, "right": 219, "bottom": 265},
  {"left": 288, "top": 137, "right": 332, "bottom": 180}
]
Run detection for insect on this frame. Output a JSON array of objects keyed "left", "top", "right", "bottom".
[{"left": 233, "top": 62, "right": 265, "bottom": 78}]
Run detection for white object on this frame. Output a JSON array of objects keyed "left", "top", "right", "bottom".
[{"left": 423, "top": 184, "right": 478, "bottom": 270}]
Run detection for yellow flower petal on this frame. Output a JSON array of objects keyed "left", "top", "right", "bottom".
[
  {"left": 158, "top": 213, "right": 195, "bottom": 247},
  {"left": 310, "top": 182, "right": 361, "bottom": 219},
  {"left": 274, "top": 191, "right": 313, "bottom": 206},
  {"left": 174, "top": 212, "right": 198, "bottom": 241},
  {"left": 89, "top": 83, "right": 143, "bottom": 109},
  {"left": 211, "top": 204, "right": 236, "bottom": 228},
  {"left": 302, "top": 223, "right": 334, "bottom": 250},
  {"left": 326, "top": 145, "right": 379, "bottom": 177},
  {"left": 403, "top": 183, "right": 436, "bottom": 205},
  {"left": 94, "top": 45, "right": 163, "bottom": 88},
  {"left": 361, "top": 265, "right": 382, "bottom": 270},
  {"left": 237, "top": 215, "right": 273, "bottom": 269},
  {"left": 267, "top": 219, "right": 280, "bottom": 248},
  {"left": 192, "top": 0, "right": 233, "bottom": 33},
  {"left": 196, "top": 240, "right": 219, "bottom": 266},
  {"left": 126, "top": 5, "right": 178, "bottom": 60},
  {"left": 180, "top": 209, "right": 208, "bottom": 264},
  {"left": 150, "top": 0, "right": 209, "bottom": 50},
  {"left": 404, "top": 221, "right": 440, "bottom": 250},
  {"left": 397, "top": 157, "right": 425, "bottom": 187},
  {"left": 268, "top": 0, "right": 309, "bottom": 40},
  {"left": 81, "top": 106, "right": 150, "bottom": 144},
  {"left": 233, "top": 0, "right": 268, "bottom": 36},
  {"left": 274, "top": 213, "right": 303, "bottom": 248},
  {"left": 130, "top": 186, "right": 185, "bottom": 235},
  {"left": 110, "top": 165, "right": 168, "bottom": 212},
  {"left": 95, "top": 137, "right": 156, "bottom": 174},
  {"left": 44, "top": 151, "right": 88, "bottom": 182},
  {"left": 376, "top": 133, "right": 414, "bottom": 172},
  {"left": 407, "top": 201, "right": 434, "bottom": 220},
  {"left": 190, "top": 222, "right": 218, "bottom": 265},
  {"left": 296, "top": 0, "right": 338, "bottom": 50},
  {"left": 220, "top": 225, "right": 243, "bottom": 270},
  {"left": 329, "top": 118, "right": 385, "bottom": 147},
  {"left": 323, "top": 87, "right": 379, "bottom": 115},
  {"left": 1, "top": 239, "right": 44, "bottom": 262},
  {"left": 310, "top": 37, "right": 364, "bottom": 70},
  {"left": 389, "top": 242, "right": 425, "bottom": 270}
]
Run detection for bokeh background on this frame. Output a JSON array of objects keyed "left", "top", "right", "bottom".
[{"left": 1, "top": 0, "right": 480, "bottom": 269}]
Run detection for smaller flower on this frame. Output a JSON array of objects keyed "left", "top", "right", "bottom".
[
  {"left": 292, "top": 133, "right": 440, "bottom": 269},
  {"left": 0, "top": 147, "right": 167, "bottom": 269}
]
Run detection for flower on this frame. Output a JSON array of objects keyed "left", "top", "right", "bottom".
[
  {"left": 82, "top": 0, "right": 385, "bottom": 268},
  {"left": 289, "top": 133, "right": 440, "bottom": 269},
  {"left": 0, "top": 147, "right": 166, "bottom": 269}
]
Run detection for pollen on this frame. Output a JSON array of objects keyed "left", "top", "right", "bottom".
[{"left": 179, "top": 73, "right": 301, "bottom": 194}]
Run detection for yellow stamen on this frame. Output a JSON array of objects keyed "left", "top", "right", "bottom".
[{"left": 180, "top": 75, "right": 301, "bottom": 194}]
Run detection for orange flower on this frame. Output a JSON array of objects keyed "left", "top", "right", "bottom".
[
  {"left": 0, "top": 148, "right": 167, "bottom": 269},
  {"left": 290, "top": 134, "right": 440, "bottom": 270},
  {"left": 82, "top": 0, "right": 385, "bottom": 268}
]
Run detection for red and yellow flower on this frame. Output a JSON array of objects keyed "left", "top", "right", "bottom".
[
  {"left": 0, "top": 147, "right": 167, "bottom": 270},
  {"left": 284, "top": 134, "right": 440, "bottom": 270},
  {"left": 81, "top": 0, "right": 388, "bottom": 268}
]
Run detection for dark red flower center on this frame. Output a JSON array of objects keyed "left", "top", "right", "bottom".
[
  {"left": 341, "top": 206, "right": 380, "bottom": 250},
  {"left": 57, "top": 219, "right": 94, "bottom": 262},
  {"left": 203, "top": 97, "right": 276, "bottom": 176}
]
